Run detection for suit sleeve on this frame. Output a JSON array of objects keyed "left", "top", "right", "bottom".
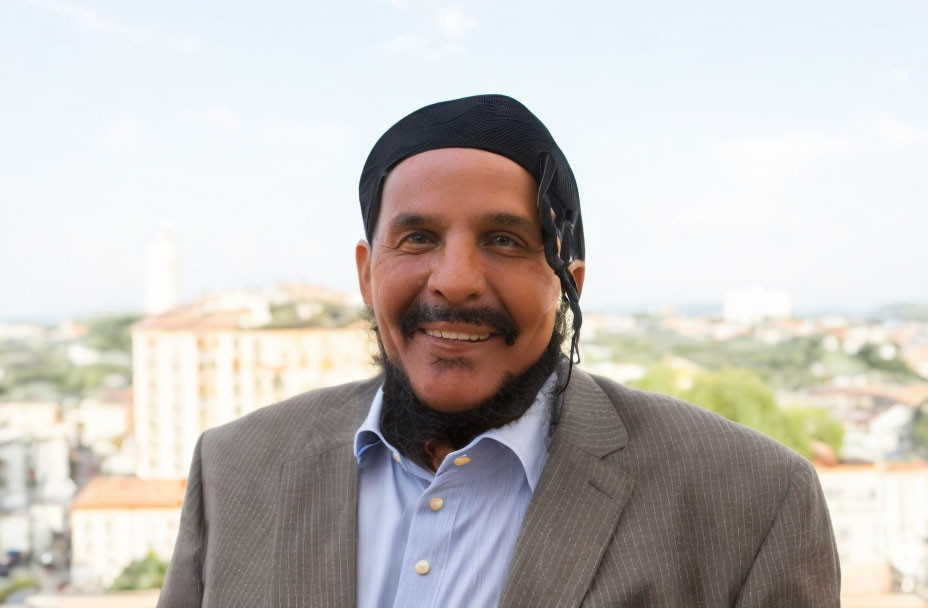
[
  {"left": 158, "top": 434, "right": 207, "bottom": 608},
  {"left": 734, "top": 457, "right": 841, "bottom": 607}
]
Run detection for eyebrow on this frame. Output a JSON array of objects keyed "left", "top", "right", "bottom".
[
  {"left": 385, "top": 211, "right": 536, "bottom": 233},
  {"left": 387, "top": 213, "right": 427, "bottom": 232},
  {"left": 481, "top": 212, "right": 534, "bottom": 228}
]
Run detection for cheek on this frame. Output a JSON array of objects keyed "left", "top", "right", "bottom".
[
  {"left": 370, "top": 256, "right": 429, "bottom": 324},
  {"left": 505, "top": 273, "right": 562, "bottom": 332}
]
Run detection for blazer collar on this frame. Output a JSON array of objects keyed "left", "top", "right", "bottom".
[
  {"left": 552, "top": 366, "right": 628, "bottom": 458},
  {"left": 499, "top": 368, "right": 635, "bottom": 608},
  {"left": 268, "top": 369, "right": 632, "bottom": 608},
  {"left": 288, "top": 364, "right": 631, "bottom": 459},
  {"left": 267, "top": 376, "right": 380, "bottom": 608}
]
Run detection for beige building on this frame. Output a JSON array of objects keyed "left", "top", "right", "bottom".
[
  {"left": 131, "top": 289, "right": 378, "bottom": 478},
  {"left": 67, "top": 388, "right": 134, "bottom": 446},
  {"left": 817, "top": 462, "right": 928, "bottom": 595},
  {"left": 70, "top": 477, "right": 186, "bottom": 591},
  {"left": 0, "top": 401, "right": 59, "bottom": 437},
  {"left": 25, "top": 590, "right": 161, "bottom": 608},
  {"left": 722, "top": 286, "right": 792, "bottom": 325}
]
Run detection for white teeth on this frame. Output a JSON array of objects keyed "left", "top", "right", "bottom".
[{"left": 424, "top": 329, "right": 491, "bottom": 341}]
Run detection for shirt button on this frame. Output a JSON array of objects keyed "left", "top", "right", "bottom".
[
  {"left": 429, "top": 497, "right": 444, "bottom": 511},
  {"left": 453, "top": 455, "right": 470, "bottom": 466},
  {"left": 392, "top": 452, "right": 401, "bottom": 463},
  {"left": 414, "top": 560, "right": 430, "bottom": 575}
]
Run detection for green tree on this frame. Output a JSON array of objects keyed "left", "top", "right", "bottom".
[
  {"left": 629, "top": 363, "right": 683, "bottom": 397},
  {"left": 0, "top": 576, "right": 39, "bottom": 602},
  {"left": 786, "top": 407, "right": 845, "bottom": 456},
  {"left": 683, "top": 368, "right": 810, "bottom": 453},
  {"left": 914, "top": 400, "right": 928, "bottom": 458},
  {"left": 109, "top": 551, "right": 169, "bottom": 591},
  {"left": 84, "top": 314, "right": 141, "bottom": 352},
  {"left": 632, "top": 364, "right": 844, "bottom": 460}
]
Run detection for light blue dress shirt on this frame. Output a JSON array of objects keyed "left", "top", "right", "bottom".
[{"left": 353, "top": 376, "right": 555, "bottom": 608}]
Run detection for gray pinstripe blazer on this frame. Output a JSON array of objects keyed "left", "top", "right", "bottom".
[{"left": 158, "top": 369, "right": 840, "bottom": 607}]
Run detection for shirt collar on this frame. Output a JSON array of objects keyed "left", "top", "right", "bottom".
[
  {"left": 353, "top": 385, "right": 388, "bottom": 461},
  {"left": 352, "top": 374, "right": 556, "bottom": 492}
]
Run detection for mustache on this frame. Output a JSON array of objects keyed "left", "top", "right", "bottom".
[{"left": 400, "top": 302, "right": 520, "bottom": 346}]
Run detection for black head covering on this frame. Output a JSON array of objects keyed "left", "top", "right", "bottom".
[{"left": 358, "top": 94, "right": 585, "bottom": 374}]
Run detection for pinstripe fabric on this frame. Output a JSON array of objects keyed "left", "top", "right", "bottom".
[
  {"left": 158, "top": 370, "right": 839, "bottom": 607},
  {"left": 158, "top": 377, "right": 378, "bottom": 608}
]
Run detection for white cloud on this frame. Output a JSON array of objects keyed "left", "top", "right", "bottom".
[
  {"left": 182, "top": 107, "right": 246, "bottom": 133},
  {"left": 377, "top": 4, "right": 476, "bottom": 54},
  {"left": 26, "top": 0, "right": 151, "bottom": 42},
  {"left": 172, "top": 34, "right": 205, "bottom": 53},
  {"left": 102, "top": 117, "right": 140, "bottom": 146},
  {"left": 873, "top": 114, "right": 926, "bottom": 146},
  {"left": 382, "top": 34, "right": 428, "bottom": 51},
  {"left": 259, "top": 120, "right": 359, "bottom": 150},
  {"left": 712, "top": 132, "right": 850, "bottom": 180},
  {"left": 25, "top": 0, "right": 203, "bottom": 52},
  {"left": 435, "top": 6, "right": 477, "bottom": 40},
  {"left": 380, "top": 0, "right": 413, "bottom": 9},
  {"left": 891, "top": 67, "right": 910, "bottom": 83}
]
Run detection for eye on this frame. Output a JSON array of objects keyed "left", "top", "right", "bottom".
[
  {"left": 396, "top": 231, "right": 434, "bottom": 249},
  {"left": 487, "top": 233, "right": 523, "bottom": 248},
  {"left": 406, "top": 232, "right": 430, "bottom": 244}
]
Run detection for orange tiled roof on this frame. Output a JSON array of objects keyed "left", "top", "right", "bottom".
[
  {"left": 71, "top": 477, "right": 186, "bottom": 510},
  {"left": 815, "top": 461, "right": 928, "bottom": 474},
  {"left": 132, "top": 305, "right": 249, "bottom": 331},
  {"left": 91, "top": 386, "right": 133, "bottom": 405}
]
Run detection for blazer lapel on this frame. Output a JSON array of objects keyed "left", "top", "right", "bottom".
[
  {"left": 499, "top": 370, "right": 635, "bottom": 608},
  {"left": 267, "top": 379, "right": 378, "bottom": 608}
]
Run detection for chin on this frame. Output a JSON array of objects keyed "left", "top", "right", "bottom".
[{"left": 410, "top": 375, "right": 499, "bottom": 413}]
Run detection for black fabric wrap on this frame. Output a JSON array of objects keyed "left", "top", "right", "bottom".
[{"left": 358, "top": 94, "right": 585, "bottom": 371}]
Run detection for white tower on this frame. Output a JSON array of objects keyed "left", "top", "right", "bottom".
[
  {"left": 722, "top": 286, "right": 792, "bottom": 325},
  {"left": 144, "top": 223, "right": 180, "bottom": 316}
]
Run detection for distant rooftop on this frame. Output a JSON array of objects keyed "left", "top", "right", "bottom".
[
  {"left": 133, "top": 282, "right": 363, "bottom": 332},
  {"left": 809, "top": 383, "right": 928, "bottom": 407},
  {"left": 133, "top": 304, "right": 249, "bottom": 331},
  {"left": 71, "top": 477, "right": 186, "bottom": 510},
  {"left": 816, "top": 461, "right": 928, "bottom": 474},
  {"left": 25, "top": 590, "right": 161, "bottom": 607}
]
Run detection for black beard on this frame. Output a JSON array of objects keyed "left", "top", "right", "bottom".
[{"left": 371, "top": 301, "right": 568, "bottom": 470}]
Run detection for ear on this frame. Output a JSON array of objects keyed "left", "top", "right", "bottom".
[
  {"left": 355, "top": 239, "right": 373, "bottom": 307},
  {"left": 568, "top": 260, "right": 585, "bottom": 297}
]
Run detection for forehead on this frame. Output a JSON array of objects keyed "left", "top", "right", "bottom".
[{"left": 377, "top": 148, "right": 539, "bottom": 231}]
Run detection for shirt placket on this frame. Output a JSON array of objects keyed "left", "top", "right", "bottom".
[{"left": 392, "top": 466, "right": 467, "bottom": 608}]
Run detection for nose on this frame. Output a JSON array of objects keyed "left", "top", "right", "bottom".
[{"left": 426, "top": 235, "right": 486, "bottom": 305}]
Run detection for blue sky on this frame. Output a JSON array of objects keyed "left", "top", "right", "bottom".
[{"left": 2, "top": 0, "right": 926, "bottom": 320}]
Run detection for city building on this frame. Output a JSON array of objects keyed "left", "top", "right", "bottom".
[
  {"left": 0, "top": 423, "right": 74, "bottom": 567},
  {"left": 131, "top": 286, "right": 378, "bottom": 478},
  {"left": 69, "top": 477, "right": 186, "bottom": 591},
  {"left": 65, "top": 388, "right": 136, "bottom": 476},
  {"left": 894, "top": 322, "right": 928, "bottom": 380},
  {"left": 22, "top": 590, "right": 161, "bottom": 607},
  {"left": 795, "top": 384, "right": 928, "bottom": 461},
  {"left": 67, "top": 388, "right": 133, "bottom": 447},
  {"left": 722, "top": 286, "right": 792, "bottom": 325},
  {"left": 0, "top": 401, "right": 59, "bottom": 438},
  {"left": 817, "top": 462, "right": 928, "bottom": 595}
]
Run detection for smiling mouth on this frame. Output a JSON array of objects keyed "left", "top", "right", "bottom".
[{"left": 422, "top": 329, "right": 492, "bottom": 342}]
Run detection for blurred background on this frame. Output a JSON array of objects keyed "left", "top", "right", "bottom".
[{"left": 1, "top": 0, "right": 927, "bottom": 605}]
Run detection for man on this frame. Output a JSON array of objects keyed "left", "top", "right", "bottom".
[{"left": 159, "top": 95, "right": 840, "bottom": 607}]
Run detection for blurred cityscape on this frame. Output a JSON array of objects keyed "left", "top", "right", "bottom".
[{"left": 0, "top": 229, "right": 927, "bottom": 606}]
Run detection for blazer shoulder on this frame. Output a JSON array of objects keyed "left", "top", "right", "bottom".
[{"left": 586, "top": 372, "right": 807, "bottom": 484}]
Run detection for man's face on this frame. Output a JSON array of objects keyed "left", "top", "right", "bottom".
[{"left": 356, "top": 148, "right": 581, "bottom": 413}]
